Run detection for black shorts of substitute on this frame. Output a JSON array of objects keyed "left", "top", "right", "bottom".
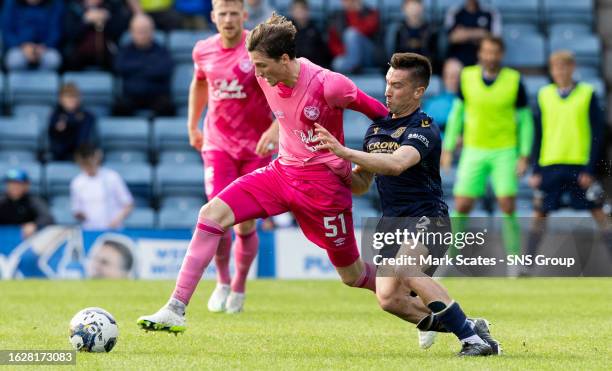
[
  {"left": 535, "top": 165, "right": 602, "bottom": 213},
  {"left": 376, "top": 215, "right": 451, "bottom": 277}
]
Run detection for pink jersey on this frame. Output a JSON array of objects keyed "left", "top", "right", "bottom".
[
  {"left": 193, "top": 30, "right": 273, "bottom": 159},
  {"left": 255, "top": 58, "right": 359, "bottom": 181}
]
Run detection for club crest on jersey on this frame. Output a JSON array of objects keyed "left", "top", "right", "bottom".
[
  {"left": 373, "top": 127, "right": 380, "bottom": 134},
  {"left": 390, "top": 127, "right": 407, "bottom": 138},
  {"left": 239, "top": 58, "right": 253, "bottom": 73},
  {"left": 421, "top": 119, "right": 431, "bottom": 127},
  {"left": 303, "top": 106, "right": 320, "bottom": 121}
]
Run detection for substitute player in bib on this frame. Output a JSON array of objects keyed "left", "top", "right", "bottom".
[
  {"left": 441, "top": 35, "right": 533, "bottom": 272},
  {"left": 189, "top": 0, "right": 278, "bottom": 314},
  {"left": 316, "top": 53, "right": 500, "bottom": 356},
  {"left": 137, "top": 13, "right": 389, "bottom": 333}
]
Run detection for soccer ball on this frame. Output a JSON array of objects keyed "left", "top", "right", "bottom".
[{"left": 69, "top": 307, "right": 118, "bottom": 352}]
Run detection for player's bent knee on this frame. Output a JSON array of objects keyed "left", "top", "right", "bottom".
[
  {"left": 199, "top": 198, "right": 236, "bottom": 229},
  {"left": 235, "top": 220, "right": 256, "bottom": 235}
]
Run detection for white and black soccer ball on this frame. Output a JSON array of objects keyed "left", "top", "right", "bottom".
[{"left": 69, "top": 307, "right": 118, "bottom": 352}]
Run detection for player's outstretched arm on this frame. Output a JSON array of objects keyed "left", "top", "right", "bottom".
[
  {"left": 187, "top": 75, "right": 208, "bottom": 152},
  {"left": 315, "top": 123, "right": 420, "bottom": 176}
]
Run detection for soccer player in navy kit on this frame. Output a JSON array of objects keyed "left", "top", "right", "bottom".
[{"left": 316, "top": 52, "right": 500, "bottom": 356}]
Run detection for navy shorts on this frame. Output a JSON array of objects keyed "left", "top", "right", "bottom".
[
  {"left": 376, "top": 215, "right": 451, "bottom": 277},
  {"left": 535, "top": 165, "right": 601, "bottom": 213}
]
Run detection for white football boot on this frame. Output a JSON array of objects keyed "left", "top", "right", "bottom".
[
  {"left": 225, "top": 292, "right": 245, "bottom": 314},
  {"left": 137, "top": 306, "right": 186, "bottom": 334},
  {"left": 418, "top": 330, "right": 438, "bottom": 349},
  {"left": 207, "top": 283, "right": 231, "bottom": 313}
]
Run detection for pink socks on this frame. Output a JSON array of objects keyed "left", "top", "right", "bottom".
[
  {"left": 231, "top": 230, "right": 259, "bottom": 293},
  {"left": 172, "top": 218, "right": 225, "bottom": 304},
  {"left": 355, "top": 262, "right": 377, "bottom": 293},
  {"left": 214, "top": 230, "right": 233, "bottom": 285}
]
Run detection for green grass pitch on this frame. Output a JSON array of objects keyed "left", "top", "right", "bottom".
[{"left": 1, "top": 279, "right": 610, "bottom": 370}]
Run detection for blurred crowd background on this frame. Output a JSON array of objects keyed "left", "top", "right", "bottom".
[{"left": 0, "top": 0, "right": 610, "bottom": 234}]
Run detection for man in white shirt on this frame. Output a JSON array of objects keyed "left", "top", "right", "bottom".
[{"left": 71, "top": 146, "right": 134, "bottom": 230}]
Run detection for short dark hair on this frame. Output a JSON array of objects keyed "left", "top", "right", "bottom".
[
  {"left": 246, "top": 13, "right": 297, "bottom": 60},
  {"left": 389, "top": 52, "right": 432, "bottom": 88},
  {"left": 103, "top": 240, "right": 134, "bottom": 272},
  {"left": 75, "top": 144, "right": 99, "bottom": 161},
  {"left": 292, "top": 0, "right": 308, "bottom": 7},
  {"left": 480, "top": 34, "right": 505, "bottom": 52}
]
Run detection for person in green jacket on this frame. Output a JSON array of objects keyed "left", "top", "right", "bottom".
[
  {"left": 441, "top": 35, "right": 534, "bottom": 268},
  {"left": 522, "top": 50, "right": 611, "bottom": 274}
]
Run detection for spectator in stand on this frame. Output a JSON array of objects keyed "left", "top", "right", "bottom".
[
  {"left": 174, "top": 0, "right": 212, "bottom": 29},
  {"left": 127, "top": 0, "right": 182, "bottom": 31},
  {"left": 1, "top": 0, "right": 64, "bottom": 70},
  {"left": 71, "top": 145, "right": 134, "bottom": 230},
  {"left": 244, "top": 0, "right": 274, "bottom": 30},
  {"left": 289, "top": 0, "right": 330, "bottom": 68},
  {"left": 423, "top": 58, "right": 462, "bottom": 134},
  {"left": 113, "top": 14, "right": 176, "bottom": 117},
  {"left": 445, "top": 0, "right": 501, "bottom": 67},
  {"left": 0, "top": 169, "right": 54, "bottom": 239},
  {"left": 328, "top": 0, "right": 379, "bottom": 74},
  {"left": 48, "top": 83, "right": 98, "bottom": 161},
  {"left": 63, "top": 0, "right": 130, "bottom": 71},
  {"left": 392, "top": 0, "right": 438, "bottom": 69}
]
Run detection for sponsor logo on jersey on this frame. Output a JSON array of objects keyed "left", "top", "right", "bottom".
[
  {"left": 303, "top": 106, "right": 320, "bottom": 121},
  {"left": 293, "top": 129, "right": 320, "bottom": 152},
  {"left": 239, "top": 58, "right": 253, "bottom": 73},
  {"left": 407, "top": 133, "right": 429, "bottom": 147},
  {"left": 367, "top": 141, "right": 400, "bottom": 153},
  {"left": 333, "top": 237, "right": 346, "bottom": 247},
  {"left": 390, "top": 127, "right": 407, "bottom": 138},
  {"left": 421, "top": 119, "right": 430, "bottom": 127},
  {"left": 212, "top": 79, "right": 247, "bottom": 100}
]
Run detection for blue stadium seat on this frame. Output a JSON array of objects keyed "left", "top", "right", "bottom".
[
  {"left": 97, "top": 117, "right": 150, "bottom": 153},
  {"left": 155, "top": 163, "right": 204, "bottom": 198},
  {"left": 153, "top": 117, "right": 190, "bottom": 152},
  {"left": 352, "top": 197, "right": 379, "bottom": 227},
  {"left": 45, "top": 162, "right": 81, "bottom": 196},
  {"left": 523, "top": 75, "right": 550, "bottom": 107},
  {"left": 548, "top": 23, "right": 592, "bottom": 39},
  {"left": 328, "top": 0, "right": 378, "bottom": 11},
  {"left": 503, "top": 33, "right": 546, "bottom": 69},
  {"left": 50, "top": 204, "right": 78, "bottom": 225},
  {"left": 0, "top": 117, "right": 40, "bottom": 152},
  {"left": 343, "top": 110, "right": 371, "bottom": 150},
  {"left": 582, "top": 77, "right": 607, "bottom": 105},
  {"left": 8, "top": 71, "right": 60, "bottom": 106},
  {"left": 120, "top": 30, "right": 167, "bottom": 47},
  {"left": 384, "top": 22, "right": 401, "bottom": 60},
  {"left": 160, "top": 195, "right": 205, "bottom": 210},
  {"left": 158, "top": 205, "right": 200, "bottom": 229},
  {"left": 172, "top": 63, "right": 193, "bottom": 107},
  {"left": 62, "top": 71, "right": 114, "bottom": 107},
  {"left": 104, "top": 150, "right": 149, "bottom": 164},
  {"left": 168, "top": 30, "right": 214, "bottom": 64},
  {"left": 12, "top": 104, "right": 53, "bottom": 129},
  {"left": 434, "top": 0, "right": 465, "bottom": 22},
  {"left": 544, "top": 0, "right": 594, "bottom": 26},
  {"left": 0, "top": 150, "right": 37, "bottom": 165},
  {"left": 573, "top": 66, "right": 600, "bottom": 80},
  {"left": 50, "top": 195, "right": 70, "bottom": 207},
  {"left": 503, "top": 24, "right": 541, "bottom": 40},
  {"left": 491, "top": 0, "right": 540, "bottom": 27},
  {"left": 105, "top": 162, "right": 154, "bottom": 201},
  {"left": 0, "top": 162, "right": 42, "bottom": 195},
  {"left": 349, "top": 74, "right": 386, "bottom": 101},
  {"left": 549, "top": 34, "right": 601, "bottom": 68},
  {"left": 124, "top": 207, "right": 156, "bottom": 229},
  {"left": 424, "top": 75, "right": 441, "bottom": 98},
  {"left": 158, "top": 150, "right": 202, "bottom": 165},
  {"left": 0, "top": 72, "right": 4, "bottom": 107}
]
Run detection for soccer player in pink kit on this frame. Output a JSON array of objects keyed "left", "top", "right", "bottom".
[
  {"left": 188, "top": 0, "right": 278, "bottom": 313},
  {"left": 137, "top": 13, "right": 388, "bottom": 333}
]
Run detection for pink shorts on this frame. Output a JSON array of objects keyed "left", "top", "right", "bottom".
[
  {"left": 217, "top": 160, "right": 360, "bottom": 267},
  {"left": 202, "top": 150, "right": 271, "bottom": 199}
]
